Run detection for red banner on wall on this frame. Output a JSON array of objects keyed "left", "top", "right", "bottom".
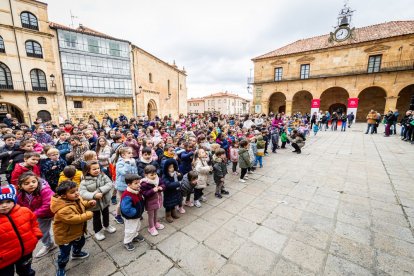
[
  {"left": 348, "top": 98, "right": 359, "bottom": 108},
  {"left": 311, "top": 99, "right": 320, "bottom": 108}
]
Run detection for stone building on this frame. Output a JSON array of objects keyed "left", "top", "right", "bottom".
[
  {"left": 187, "top": 92, "right": 251, "bottom": 115},
  {"left": 0, "top": 0, "right": 66, "bottom": 124},
  {"left": 187, "top": 97, "right": 205, "bottom": 114},
  {"left": 132, "top": 45, "right": 187, "bottom": 119},
  {"left": 252, "top": 15, "right": 414, "bottom": 121}
]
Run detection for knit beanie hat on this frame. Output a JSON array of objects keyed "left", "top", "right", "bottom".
[{"left": 0, "top": 185, "right": 17, "bottom": 203}]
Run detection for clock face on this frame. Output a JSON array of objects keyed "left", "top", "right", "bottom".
[{"left": 335, "top": 27, "right": 350, "bottom": 41}]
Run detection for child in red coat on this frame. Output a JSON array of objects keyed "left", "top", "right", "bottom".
[
  {"left": 0, "top": 184, "right": 42, "bottom": 275},
  {"left": 10, "top": 151, "right": 41, "bottom": 187}
]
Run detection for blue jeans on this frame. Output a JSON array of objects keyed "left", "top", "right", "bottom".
[
  {"left": 341, "top": 122, "right": 346, "bottom": 131},
  {"left": 365, "top": 124, "right": 374, "bottom": 134},
  {"left": 254, "top": 156, "right": 263, "bottom": 168},
  {"left": 58, "top": 235, "right": 86, "bottom": 269}
]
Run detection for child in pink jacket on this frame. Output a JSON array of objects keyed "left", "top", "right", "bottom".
[{"left": 229, "top": 141, "right": 239, "bottom": 175}]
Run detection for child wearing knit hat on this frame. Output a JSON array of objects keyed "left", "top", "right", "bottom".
[{"left": 0, "top": 184, "right": 42, "bottom": 275}]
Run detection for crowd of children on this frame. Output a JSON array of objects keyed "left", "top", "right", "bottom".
[{"left": 0, "top": 112, "right": 307, "bottom": 276}]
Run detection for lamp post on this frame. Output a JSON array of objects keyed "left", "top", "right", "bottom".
[{"left": 50, "top": 74, "right": 56, "bottom": 87}]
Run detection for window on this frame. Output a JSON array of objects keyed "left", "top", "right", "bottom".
[
  {"left": 300, "top": 64, "right": 310, "bottom": 79},
  {"left": 0, "top": 36, "right": 5, "bottom": 53},
  {"left": 275, "top": 67, "right": 283, "bottom": 81},
  {"left": 109, "top": 42, "right": 120, "bottom": 57},
  {"left": 74, "top": 101, "right": 83, "bottom": 108},
  {"left": 63, "top": 33, "right": 77, "bottom": 48},
  {"left": 368, "top": 55, "right": 382, "bottom": 73},
  {"left": 88, "top": 38, "right": 99, "bottom": 54},
  {"left": 25, "top": 40, "right": 43, "bottom": 58},
  {"left": 0, "top": 62, "right": 13, "bottom": 89},
  {"left": 20, "top": 12, "right": 38, "bottom": 30},
  {"left": 30, "top": 69, "right": 47, "bottom": 91},
  {"left": 149, "top": 73, "right": 153, "bottom": 83},
  {"left": 37, "top": 97, "right": 47, "bottom": 104}
]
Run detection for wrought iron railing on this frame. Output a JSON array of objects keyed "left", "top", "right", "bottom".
[{"left": 253, "top": 59, "right": 414, "bottom": 84}]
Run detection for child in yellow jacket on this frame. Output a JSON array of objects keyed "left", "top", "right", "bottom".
[{"left": 58, "top": 165, "right": 83, "bottom": 188}]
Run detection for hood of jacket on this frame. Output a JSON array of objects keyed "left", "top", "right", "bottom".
[
  {"left": 257, "top": 135, "right": 263, "bottom": 141},
  {"left": 238, "top": 148, "right": 248, "bottom": 155},
  {"left": 163, "top": 158, "right": 178, "bottom": 176},
  {"left": 212, "top": 154, "right": 223, "bottom": 163},
  {"left": 50, "top": 195, "right": 76, "bottom": 214}
]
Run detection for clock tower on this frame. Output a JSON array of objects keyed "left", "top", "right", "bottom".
[{"left": 329, "top": 1, "right": 355, "bottom": 43}]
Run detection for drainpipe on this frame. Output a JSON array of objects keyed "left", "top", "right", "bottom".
[
  {"left": 8, "top": 0, "right": 32, "bottom": 125},
  {"left": 131, "top": 45, "right": 137, "bottom": 117}
]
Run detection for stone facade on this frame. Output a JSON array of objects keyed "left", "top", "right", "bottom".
[
  {"left": 132, "top": 46, "right": 187, "bottom": 119},
  {"left": 187, "top": 92, "right": 251, "bottom": 115},
  {"left": 0, "top": 0, "right": 66, "bottom": 124},
  {"left": 252, "top": 21, "right": 414, "bottom": 121},
  {"left": 187, "top": 98, "right": 205, "bottom": 114}
]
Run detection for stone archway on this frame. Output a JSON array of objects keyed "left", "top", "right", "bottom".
[
  {"left": 0, "top": 102, "right": 24, "bottom": 123},
  {"left": 320, "top": 87, "right": 349, "bottom": 115},
  {"left": 292, "top": 90, "right": 313, "bottom": 115},
  {"left": 269, "top": 92, "right": 286, "bottom": 114},
  {"left": 396, "top": 84, "right": 414, "bottom": 120},
  {"left": 37, "top": 110, "right": 52, "bottom": 122},
  {"left": 357, "top": 86, "right": 387, "bottom": 122},
  {"left": 147, "top": 100, "right": 158, "bottom": 119}
]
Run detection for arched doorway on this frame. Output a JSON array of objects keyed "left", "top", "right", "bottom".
[
  {"left": 292, "top": 90, "right": 313, "bottom": 115},
  {"left": 37, "top": 110, "right": 51, "bottom": 122},
  {"left": 0, "top": 102, "right": 24, "bottom": 123},
  {"left": 396, "top": 84, "right": 414, "bottom": 120},
  {"left": 269, "top": 92, "right": 286, "bottom": 114},
  {"left": 147, "top": 100, "right": 157, "bottom": 119},
  {"left": 320, "top": 87, "right": 349, "bottom": 115},
  {"left": 357, "top": 86, "right": 387, "bottom": 122}
]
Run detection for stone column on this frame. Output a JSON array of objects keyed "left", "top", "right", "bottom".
[
  {"left": 285, "top": 100, "right": 293, "bottom": 116},
  {"left": 384, "top": 96, "right": 399, "bottom": 114}
]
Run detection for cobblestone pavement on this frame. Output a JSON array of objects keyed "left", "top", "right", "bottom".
[{"left": 33, "top": 124, "right": 414, "bottom": 275}]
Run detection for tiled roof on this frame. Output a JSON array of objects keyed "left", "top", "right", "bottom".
[
  {"left": 253, "top": 21, "right": 414, "bottom": 60},
  {"left": 204, "top": 92, "right": 249, "bottom": 101},
  {"left": 49, "top": 22, "right": 129, "bottom": 43},
  {"left": 187, "top": 97, "right": 205, "bottom": 102}
]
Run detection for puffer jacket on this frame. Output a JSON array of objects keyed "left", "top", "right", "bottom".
[
  {"left": 58, "top": 169, "right": 83, "bottom": 188},
  {"left": 238, "top": 148, "right": 251, "bottom": 169},
  {"left": 137, "top": 157, "right": 160, "bottom": 177},
  {"left": 161, "top": 159, "right": 183, "bottom": 209},
  {"left": 115, "top": 158, "right": 138, "bottom": 192},
  {"left": 120, "top": 189, "right": 145, "bottom": 220},
  {"left": 55, "top": 140, "right": 71, "bottom": 160},
  {"left": 97, "top": 145, "right": 111, "bottom": 167},
  {"left": 11, "top": 163, "right": 41, "bottom": 187},
  {"left": 178, "top": 150, "right": 194, "bottom": 175},
  {"left": 140, "top": 176, "right": 166, "bottom": 211},
  {"left": 213, "top": 155, "right": 227, "bottom": 183},
  {"left": 17, "top": 179, "right": 54, "bottom": 218},
  {"left": 50, "top": 195, "right": 93, "bottom": 245},
  {"left": 366, "top": 112, "right": 377, "bottom": 124},
  {"left": 79, "top": 174, "right": 113, "bottom": 211},
  {"left": 41, "top": 157, "right": 67, "bottom": 190},
  {"left": 193, "top": 158, "right": 210, "bottom": 189},
  {"left": 180, "top": 174, "right": 195, "bottom": 196},
  {"left": 229, "top": 147, "right": 239, "bottom": 163},
  {"left": 0, "top": 205, "right": 42, "bottom": 269}
]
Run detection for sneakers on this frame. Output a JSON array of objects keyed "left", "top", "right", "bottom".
[
  {"left": 244, "top": 176, "right": 249, "bottom": 180},
  {"left": 232, "top": 172, "right": 238, "bottom": 175},
  {"left": 215, "top": 193, "right": 223, "bottom": 198},
  {"left": 35, "top": 244, "right": 57, "bottom": 258},
  {"left": 178, "top": 206, "right": 186, "bottom": 214},
  {"left": 221, "top": 190, "right": 230, "bottom": 195},
  {"left": 155, "top": 222, "right": 165, "bottom": 230},
  {"left": 95, "top": 230, "right": 106, "bottom": 241},
  {"left": 72, "top": 251, "right": 89, "bottom": 259},
  {"left": 111, "top": 196, "right": 117, "bottom": 205},
  {"left": 200, "top": 195, "right": 207, "bottom": 202},
  {"left": 105, "top": 225, "right": 117, "bottom": 234},
  {"left": 124, "top": 242, "right": 135, "bottom": 251},
  {"left": 239, "top": 179, "right": 246, "bottom": 183},
  {"left": 132, "top": 234, "right": 145, "bottom": 243},
  {"left": 194, "top": 200, "right": 202, "bottom": 208},
  {"left": 248, "top": 171, "right": 254, "bottom": 174},
  {"left": 56, "top": 268, "right": 66, "bottom": 276},
  {"left": 184, "top": 201, "right": 194, "bottom": 207},
  {"left": 114, "top": 215, "right": 124, "bottom": 224},
  {"left": 148, "top": 227, "right": 159, "bottom": 236}
]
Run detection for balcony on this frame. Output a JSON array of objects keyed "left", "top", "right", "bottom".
[
  {"left": 0, "top": 80, "right": 52, "bottom": 92},
  {"left": 253, "top": 59, "right": 414, "bottom": 85}
]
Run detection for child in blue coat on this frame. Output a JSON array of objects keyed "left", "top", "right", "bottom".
[{"left": 162, "top": 159, "right": 183, "bottom": 223}]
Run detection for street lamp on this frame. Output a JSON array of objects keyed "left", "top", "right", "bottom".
[
  {"left": 50, "top": 74, "right": 56, "bottom": 87},
  {"left": 137, "top": 85, "right": 143, "bottom": 94}
]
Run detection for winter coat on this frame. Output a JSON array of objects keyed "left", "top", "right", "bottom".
[
  {"left": 180, "top": 174, "right": 195, "bottom": 196},
  {"left": 213, "top": 155, "right": 227, "bottom": 183},
  {"left": 248, "top": 143, "right": 256, "bottom": 163},
  {"left": 34, "top": 133, "right": 54, "bottom": 145},
  {"left": 11, "top": 163, "right": 41, "bottom": 187},
  {"left": 229, "top": 147, "right": 239, "bottom": 163},
  {"left": 55, "top": 140, "right": 71, "bottom": 160},
  {"left": 238, "top": 148, "right": 251, "bottom": 169},
  {"left": 137, "top": 158, "right": 160, "bottom": 177},
  {"left": 178, "top": 150, "right": 194, "bottom": 175},
  {"left": 193, "top": 158, "right": 210, "bottom": 189},
  {"left": 0, "top": 144, "right": 18, "bottom": 174},
  {"left": 17, "top": 179, "right": 54, "bottom": 218},
  {"left": 162, "top": 159, "right": 183, "bottom": 209},
  {"left": 256, "top": 136, "right": 266, "bottom": 156},
  {"left": 280, "top": 132, "right": 288, "bottom": 142},
  {"left": 289, "top": 135, "right": 305, "bottom": 148},
  {"left": 8, "top": 149, "right": 26, "bottom": 171},
  {"left": 41, "top": 158, "right": 67, "bottom": 190},
  {"left": 120, "top": 189, "right": 145, "bottom": 219},
  {"left": 58, "top": 170, "right": 83, "bottom": 187},
  {"left": 271, "top": 130, "right": 279, "bottom": 144},
  {"left": 97, "top": 145, "right": 111, "bottom": 167},
  {"left": 50, "top": 195, "right": 93, "bottom": 245},
  {"left": 115, "top": 157, "right": 138, "bottom": 192},
  {"left": 0, "top": 205, "right": 42, "bottom": 269},
  {"left": 79, "top": 174, "right": 113, "bottom": 211},
  {"left": 140, "top": 176, "right": 166, "bottom": 211},
  {"left": 366, "top": 112, "right": 377, "bottom": 124}
]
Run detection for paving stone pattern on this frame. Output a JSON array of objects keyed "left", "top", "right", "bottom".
[{"left": 33, "top": 124, "right": 414, "bottom": 275}]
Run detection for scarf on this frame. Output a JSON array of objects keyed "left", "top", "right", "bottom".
[
  {"left": 143, "top": 175, "right": 159, "bottom": 187},
  {"left": 140, "top": 157, "right": 151, "bottom": 164},
  {"left": 126, "top": 186, "right": 139, "bottom": 194},
  {"left": 164, "top": 151, "right": 174, "bottom": 158}
]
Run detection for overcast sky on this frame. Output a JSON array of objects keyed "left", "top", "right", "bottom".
[{"left": 45, "top": 0, "right": 412, "bottom": 99}]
